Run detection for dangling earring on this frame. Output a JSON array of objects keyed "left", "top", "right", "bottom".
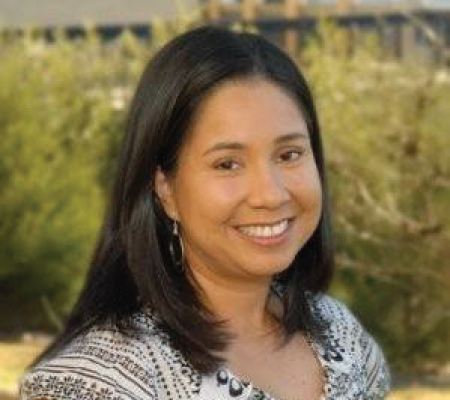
[
  {"left": 176, "top": 221, "right": 186, "bottom": 268},
  {"left": 169, "top": 220, "right": 185, "bottom": 271}
]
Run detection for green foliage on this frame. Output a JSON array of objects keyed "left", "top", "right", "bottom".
[
  {"left": 0, "top": 29, "right": 148, "bottom": 330},
  {"left": 303, "top": 22, "right": 450, "bottom": 373}
]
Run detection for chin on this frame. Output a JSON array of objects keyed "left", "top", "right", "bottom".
[{"left": 244, "top": 256, "right": 294, "bottom": 278}]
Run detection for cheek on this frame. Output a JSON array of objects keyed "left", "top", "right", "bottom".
[
  {"left": 311, "top": 175, "right": 323, "bottom": 212},
  {"left": 291, "top": 167, "right": 323, "bottom": 214},
  {"left": 205, "top": 179, "right": 246, "bottom": 223},
  {"left": 176, "top": 175, "right": 245, "bottom": 224}
]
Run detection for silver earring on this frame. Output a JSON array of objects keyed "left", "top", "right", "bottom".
[{"left": 170, "top": 220, "right": 184, "bottom": 271}]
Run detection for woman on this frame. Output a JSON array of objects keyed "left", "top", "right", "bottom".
[{"left": 20, "top": 26, "right": 390, "bottom": 399}]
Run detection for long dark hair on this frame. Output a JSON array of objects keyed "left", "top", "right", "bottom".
[{"left": 33, "top": 26, "right": 334, "bottom": 373}]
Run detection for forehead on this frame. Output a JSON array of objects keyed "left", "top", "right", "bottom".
[{"left": 184, "top": 78, "right": 309, "bottom": 149}]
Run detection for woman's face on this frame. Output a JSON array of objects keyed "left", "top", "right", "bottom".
[{"left": 155, "top": 78, "right": 322, "bottom": 285}]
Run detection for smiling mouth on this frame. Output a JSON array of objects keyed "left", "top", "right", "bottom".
[{"left": 236, "top": 219, "right": 292, "bottom": 238}]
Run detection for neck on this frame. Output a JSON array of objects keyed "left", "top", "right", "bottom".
[{"left": 189, "top": 268, "right": 283, "bottom": 341}]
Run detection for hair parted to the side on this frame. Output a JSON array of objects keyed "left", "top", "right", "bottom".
[{"left": 33, "top": 26, "right": 334, "bottom": 373}]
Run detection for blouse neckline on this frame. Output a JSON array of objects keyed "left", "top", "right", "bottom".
[{"left": 218, "top": 330, "right": 329, "bottom": 400}]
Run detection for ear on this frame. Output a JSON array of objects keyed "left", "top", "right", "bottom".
[{"left": 154, "top": 168, "right": 179, "bottom": 221}]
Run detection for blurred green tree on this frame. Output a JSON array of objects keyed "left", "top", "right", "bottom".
[
  {"left": 0, "top": 29, "right": 146, "bottom": 331},
  {"left": 304, "top": 22, "right": 450, "bottom": 373}
]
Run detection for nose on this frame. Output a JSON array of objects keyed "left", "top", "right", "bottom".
[{"left": 246, "top": 162, "right": 290, "bottom": 209}]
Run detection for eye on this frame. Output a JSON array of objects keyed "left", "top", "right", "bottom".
[
  {"left": 214, "top": 159, "right": 241, "bottom": 171},
  {"left": 279, "top": 149, "right": 303, "bottom": 162}
]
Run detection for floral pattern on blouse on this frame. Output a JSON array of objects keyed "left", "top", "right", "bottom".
[{"left": 20, "top": 294, "right": 390, "bottom": 400}]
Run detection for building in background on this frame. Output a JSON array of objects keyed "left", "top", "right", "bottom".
[
  {"left": 0, "top": 0, "right": 449, "bottom": 61},
  {"left": 206, "top": 0, "right": 450, "bottom": 61},
  {"left": 0, "top": 0, "right": 201, "bottom": 39}
]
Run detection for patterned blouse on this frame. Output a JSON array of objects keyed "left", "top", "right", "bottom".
[{"left": 20, "top": 294, "right": 390, "bottom": 400}]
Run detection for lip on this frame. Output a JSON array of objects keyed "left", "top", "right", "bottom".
[
  {"left": 234, "top": 218, "right": 294, "bottom": 247},
  {"left": 236, "top": 217, "right": 294, "bottom": 228}
]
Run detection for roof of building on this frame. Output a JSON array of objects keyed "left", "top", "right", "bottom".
[
  {"left": 1, "top": 0, "right": 449, "bottom": 29},
  {"left": 0, "top": 0, "right": 201, "bottom": 28},
  {"left": 353, "top": 0, "right": 450, "bottom": 9}
]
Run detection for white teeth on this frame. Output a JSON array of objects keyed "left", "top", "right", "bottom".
[{"left": 238, "top": 220, "right": 289, "bottom": 238}]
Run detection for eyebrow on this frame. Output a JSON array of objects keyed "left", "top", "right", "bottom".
[{"left": 203, "top": 132, "right": 309, "bottom": 156}]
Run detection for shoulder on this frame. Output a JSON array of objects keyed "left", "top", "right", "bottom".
[
  {"left": 311, "top": 293, "right": 379, "bottom": 344},
  {"left": 19, "top": 312, "right": 168, "bottom": 400},
  {"left": 311, "top": 293, "right": 364, "bottom": 331},
  {"left": 311, "top": 293, "right": 391, "bottom": 399}
]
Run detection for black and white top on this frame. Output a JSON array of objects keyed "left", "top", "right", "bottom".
[{"left": 20, "top": 294, "right": 390, "bottom": 400}]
